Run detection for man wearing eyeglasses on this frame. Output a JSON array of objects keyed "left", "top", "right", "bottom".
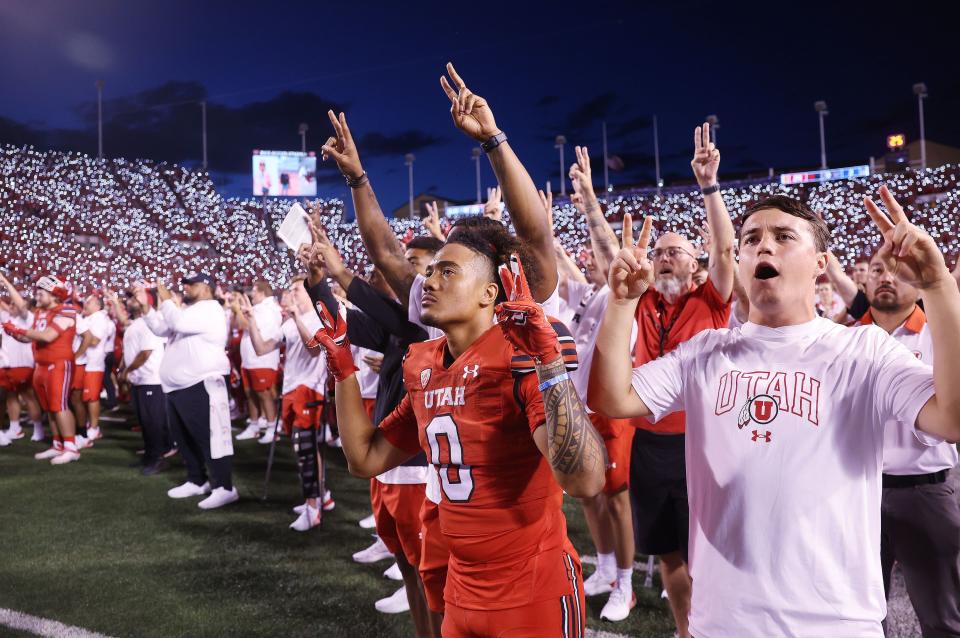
[{"left": 625, "top": 123, "right": 735, "bottom": 638}]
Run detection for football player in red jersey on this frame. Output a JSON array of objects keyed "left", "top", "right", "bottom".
[
  {"left": 2, "top": 275, "right": 80, "bottom": 464},
  {"left": 312, "top": 221, "right": 606, "bottom": 637}
]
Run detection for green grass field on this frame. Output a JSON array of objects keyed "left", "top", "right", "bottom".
[{"left": 0, "top": 409, "right": 677, "bottom": 638}]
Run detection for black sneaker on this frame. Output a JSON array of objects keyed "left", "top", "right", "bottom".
[{"left": 141, "top": 459, "right": 170, "bottom": 476}]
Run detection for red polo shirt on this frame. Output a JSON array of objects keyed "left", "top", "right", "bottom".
[{"left": 633, "top": 278, "right": 731, "bottom": 434}]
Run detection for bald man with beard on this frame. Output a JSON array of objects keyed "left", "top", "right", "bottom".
[{"left": 620, "top": 123, "right": 735, "bottom": 638}]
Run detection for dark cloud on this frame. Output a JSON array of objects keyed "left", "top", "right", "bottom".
[
  {"left": 536, "top": 95, "right": 560, "bottom": 107},
  {"left": 357, "top": 130, "right": 445, "bottom": 157},
  {"left": 564, "top": 92, "right": 618, "bottom": 133}
]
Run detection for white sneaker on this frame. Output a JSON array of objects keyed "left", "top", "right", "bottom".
[
  {"left": 6, "top": 424, "right": 24, "bottom": 440},
  {"left": 0, "top": 431, "right": 10, "bottom": 447},
  {"left": 328, "top": 436, "right": 342, "bottom": 448},
  {"left": 51, "top": 449, "right": 81, "bottom": 465},
  {"left": 289, "top": 505, "right": 321, "bottom": 531},
  {"left": 584, "top": 569, "right": 616, "bottom": 596},
  {"left": 31, "top": 425, "right": 45, "bottom": 442},
  {"left": 359, "top": 513, "right": 376, "bottom": 529},
  {"left": 235, "top": 423, "right": 261, "bottom": 440},
  {"left": 383, "top": 562, "right": 402, "bottom": 581},
  {"left": 198, "top": 486, "right": 240, "bottom": 510},
  {"left": 352, "top": 536, "right": 392, "bottom": 564},
  {"left": 87, "top": 427, "right": 102, "bottom": 441},
  {"left": 76, "top": 435, "right": 94, "bottom": 449},
  {"left": 374, "top": 586, "right": 409, "bottom": 614},
  {"left": 257, "top": 427, "right": 279, "bottom": 445},
  {"left": 293, "top": 502, "right": 307, "bottom": 515},
  {"left": 34, "top": 447, "right": 61, "bottom": 460},
  {"left": 600, "top": 585, "right": 636, "bottom": 622},
  {"left": 322, "top": 490, "right": 335, "bottom": 511},
  {"left": 167, "top": 481, "right": 212, "bottom": 499}
]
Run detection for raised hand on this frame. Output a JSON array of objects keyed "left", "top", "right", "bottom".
[
  {"left": 698, "top": 223, "right": 712, "bottom": 256},
  {"left": 691, "top": 122, "right": 720, "bottom": 189},
  {"left": 423, "top": 201, "right": 445, "bottom": 240},
  {"left": 864, "top": 185, "right": 951, "bottom": 289},
  {"left": 307, "top": 220, "right": 347, "bottom": 277},
  {"left": 495, "top": 255, "right": 561, "bottom": 364},
  {"left": 439, "top": 62, "right": 501, "bottom": 143},
  {"left": 608, "top": 213, "right": 655, "bottom": 301},
  {"left": 308, "top": 300, "right": 358, "bottom": 382},
  {"left": 237, "top": 293, "right": 254, "bottom": 317},
  {"left": 320, "top": 110, "right": 364, "bottom": 180},
  {"left": 538, "top": 188, "right": 553, "bottom": 229},
  {"left": 1, "top": 320, "right": 26, "bottom": 339},
  {"left": 484, "top": 186, "right": 502, "bottom": 221},
  {"left": 569, "top": 145, "right": 595, "bottom": 198}
]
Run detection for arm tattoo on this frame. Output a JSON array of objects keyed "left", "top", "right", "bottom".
[{"left": 538, "top": 358, "right": 607, "bottom": 475}]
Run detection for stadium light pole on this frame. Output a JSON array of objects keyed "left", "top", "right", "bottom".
[
  {"left": 555, "top": 135, "right": 567, "bottom": 196},
  {"left": 95, "top": 80, "right": 104, "bottom": 159},
  {"left": 913, "top": 83, "right": 928, "bottom": 171},
  {"left": 298, "top": 122, "right": 309, "bottom": 154},
  {"left": 472, "top": 147, "right": 482, "bottom": 204},
  {"left": 815, "top": 101, "right": 829, "bottom": 169},
  {"left": 653, "top": 114, "right": 662, "bottom": 195},
  {"left": 405, "top": 153, "right": 415, "bottom": 218},
  {"left": 705, "top": 114, "right": 719, "bottom": 146},
  {"left": 201, "top": 101, "right": 208, "bottom": 170}
]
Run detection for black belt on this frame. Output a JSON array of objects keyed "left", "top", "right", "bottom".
[{"left": 882, "top": 469, "right": 948, "bottom": 488}]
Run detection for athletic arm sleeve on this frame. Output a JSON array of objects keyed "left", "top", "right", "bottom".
[
  {"left": 378, "top": 394, "right": 422, "bottom": 456},
  {"left": 848, "top": 290, "right": 870, "bottom": 321},
  {"left": 347, "top": 277, "right": 428, "bottom": 342}
]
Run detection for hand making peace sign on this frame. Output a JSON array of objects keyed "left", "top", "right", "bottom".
[
  {"left": 320, "top": 109, "right": 364, "bottom": 180},
  {"left": 608, "top": 213, "right": 654, "bottom": 302},
  {"left": 440, "top": 63, "right": 501, "bottom": 144},
  {"left": 864, "top": 185, "right": 950, "bottom": 289},
  {"left": 691, "top": 122, "right": 720, "bottom": 189}
]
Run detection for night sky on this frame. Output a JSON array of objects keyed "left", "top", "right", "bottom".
[{"left": 1, "top": 0, "right": 955, "bottom": 215}]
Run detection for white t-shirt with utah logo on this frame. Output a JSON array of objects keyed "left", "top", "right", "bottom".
[{"left": 630, "top": 317, "right": 935, "bottom": 638}]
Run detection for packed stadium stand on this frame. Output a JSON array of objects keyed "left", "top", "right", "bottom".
[{"left": 2, "top": 143, "right": 958, "bottom": 293}]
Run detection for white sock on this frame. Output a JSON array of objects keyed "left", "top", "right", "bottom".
[
  {"left": 616, "top": 567, "right": 633, "bottom": 591},
  {"left": 597, "top": 552, "right": 616, "bottom": 576},
  {"left": 257, "top": 417, "right": 267, "bottom": 428},
  {"left": 32, "top": 420, "right": 44, "bottom": 433},
  {"left": 9, "top": 419, "right": 21, "bottom": 431}
]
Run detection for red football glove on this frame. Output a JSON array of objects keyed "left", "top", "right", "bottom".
[
  {"left": 308, "top": 300, "right": 358, "bottom": 382},
  {"left": 495, "top": 254, "right": 561, "bottom": 364},
  {"left": 2, "top": 321, "right": 26, "bottom": 339}
]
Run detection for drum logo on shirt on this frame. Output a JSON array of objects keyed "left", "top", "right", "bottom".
[{"left": 716, "top": 369, "right": 821, "bottom": 427}]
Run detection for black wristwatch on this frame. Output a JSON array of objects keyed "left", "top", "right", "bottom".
[
  {"left": 700, "top": 183, "right": 720, "bottom": 196},
  {"left": 480, "top": 132, "right": 507, "bottom": 154}
]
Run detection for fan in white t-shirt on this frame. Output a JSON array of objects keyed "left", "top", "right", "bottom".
[{"left": 591, "top": 187, "right": 960, "bottom": 638}]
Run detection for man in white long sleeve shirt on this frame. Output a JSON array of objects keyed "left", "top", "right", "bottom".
[{"left": 139, "top": 273, "right": 237, "bottom": 510}]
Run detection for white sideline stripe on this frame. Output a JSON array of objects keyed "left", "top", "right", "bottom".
[
  {"left": 585, "top": 629, "right": 632, "bottom": 638},
  {"left": 0, "top": 608, "right": 115, "bottom": 638}
]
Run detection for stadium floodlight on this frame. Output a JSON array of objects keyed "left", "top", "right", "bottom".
[
  {"left": 705, "top": 114, "right": 719, "bottom": 145},
  {"left": 405, "top": 153, "right": 415, "bottom": 218},
  {"left": 913, "top": 83, "right": 928, "bottom": 171},
  {"left": 298, "top": 123, "right": 309, "bottom": 154},
  {"left": 95, "top": 80, "right": 104, "bottom": 159},
  {"left": 471, "top": 147, "right": 482, "bottom": 204},
  {"left": 653, "top": 114, "right": 662, "bottom": 195},
  {"left": 815, "top": 101, "right": 829, "bottom": 170},
  {"left": 555, "top": 135, "right": 567, "bottom": 196}
]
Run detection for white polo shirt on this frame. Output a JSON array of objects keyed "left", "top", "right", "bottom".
[
  {"left": 82, "top": 310, "right": 112, "bottom": 373},
  {"left": 240, "top": 297, "right": 282, "bottom": 370},
  {"left": 0, "top": 309, "right": 34, "bottom": 368},
  {"left": 122, "top": 317, "right": 166, "bottom": 387},
  {"left": 630, "top": 317, "right": 935, "bottom": 638},
  {"left": 860, "top": 306, "right": 958, "bottom": 475},
  {"left": 144, "top": 299, "right": 230, "bottom": 393},
  {"left": 280, "top": 313, "right": 326, "bottom": 395}
]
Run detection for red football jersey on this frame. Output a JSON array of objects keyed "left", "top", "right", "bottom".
[
  {"left": 33, "top": 304, "right": 76, "bottom": 365},
  {"left": 380, "top": 320, "right": 580, "bottom": 610}
]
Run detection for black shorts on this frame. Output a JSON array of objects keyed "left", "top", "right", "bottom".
[{"left": 629, "top": 429, "right": 688, "bottom": 560}]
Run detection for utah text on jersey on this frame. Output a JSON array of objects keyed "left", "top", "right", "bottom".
[{"left": 715, "top": 370, "right": 822, "bottom": 429}]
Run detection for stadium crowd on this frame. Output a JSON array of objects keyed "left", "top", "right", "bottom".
[{"left": 3, "top": 62, "right": 960, "bottom": 638}]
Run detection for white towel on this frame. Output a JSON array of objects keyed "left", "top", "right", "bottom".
[{"left": 204, "top": 376, "right": 234, "bottom": 459}]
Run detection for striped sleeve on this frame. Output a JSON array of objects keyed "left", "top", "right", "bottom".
[{"left": 510, "top": 318, "right": 579, "bottom": 377}]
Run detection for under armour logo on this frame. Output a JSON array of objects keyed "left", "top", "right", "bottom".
[
  {"left": 751, "top": 430, "right": 772, "bottom": 443},
  {"left": 463, "top": 364, "right": 479, "bottom": 379}
]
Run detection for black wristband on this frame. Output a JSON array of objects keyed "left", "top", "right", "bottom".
[
  {"left": 345, "top": 171, "right": 368, "bottom": 188},
  {"left": 480, "top": 132, "right": 507, "bottom": 153},
  {"left": 701, "top": 183, "right": 720, "bottom": 196}
]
